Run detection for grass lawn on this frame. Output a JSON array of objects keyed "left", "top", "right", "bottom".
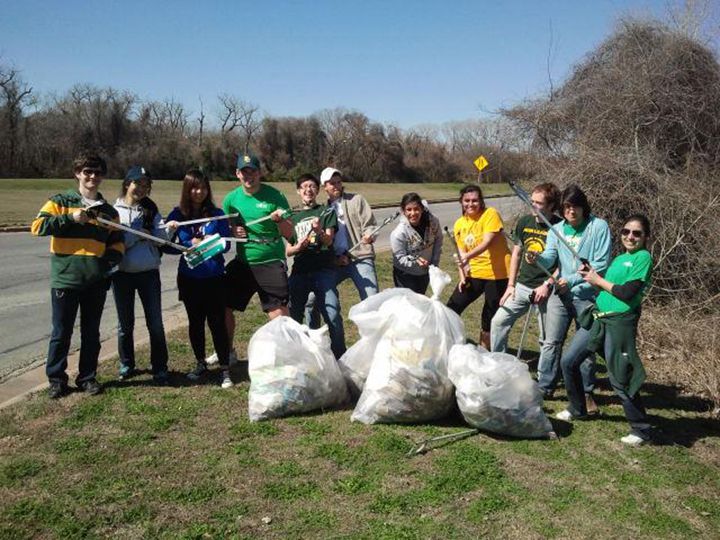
[
  {"left": 0, "top": 179, "right": 511, "bottom": 228},
  {"left": 1, "top": 251, "right": 719, "bottom": 539}
]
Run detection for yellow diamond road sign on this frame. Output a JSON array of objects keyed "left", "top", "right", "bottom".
[{"left": 474, "top": 155, "right": 488, "bottom": 172}]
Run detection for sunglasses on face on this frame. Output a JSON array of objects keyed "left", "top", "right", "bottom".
[
  {"left": 81, "top": 168, "right": 103, "bottom": 176},
  {"left": 621, "top": 228, "right": 644, "bottom": 238}
]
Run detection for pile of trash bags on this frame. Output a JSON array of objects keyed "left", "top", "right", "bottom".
[
  {"left": 245, "top": 266, "right": 554, "bottom": 439},
  {"left": 341, "top": 266, "right": 464, "bottom": 424},
  {"left": 247, "top": 316, "right": 348, "bottom": 421}
]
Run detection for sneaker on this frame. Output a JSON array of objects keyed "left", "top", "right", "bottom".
[
  {"left": 118, "top": 365, "right": 136, "bottom": 381},
  {"left": 153, "top": 371, "right": 169, "bottom": 386},
  {"left": 621, "top": 433, "right": 647, "bottom": 446},
  {"left": 48, "top": 382, "right": 68, "bottom": 399},
  {"left": 555, "top": 409, "right": 574, "bottom": 421},
  {"left": 187, "top": 362, "right": 208, "bottom": 381},
  {"left": 205, "top": 352, "right": 219, "bottom": 365},
  {"left": 80, "top": 379, "right": 103, "bottom": 396},
  {"left": 585, "top": 393, "right": 600, "bottom": 416},
  {"left": 220, "top": 370, "right": 233, "bottom": 389}
]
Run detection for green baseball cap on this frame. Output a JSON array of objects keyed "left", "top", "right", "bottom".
[{"left": 237, "top": 153, "right": 261, "bottom": 170}]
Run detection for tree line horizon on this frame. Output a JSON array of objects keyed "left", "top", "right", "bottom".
[{"left": 0, "top": 66, "right": 532, "bottom": 184}]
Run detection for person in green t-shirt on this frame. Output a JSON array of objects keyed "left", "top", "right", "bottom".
[
  {"left": 573, "top": 214, "right": 654, "bottom": 445},
  {"left": 490, "top": 182, "right": 561, "bottom": 377},
  {"left": 286, "top": 173, "right": 346, "bottom": 358},
  {"left": 215, "top": 153, "right": 294, "bottom": 363}
]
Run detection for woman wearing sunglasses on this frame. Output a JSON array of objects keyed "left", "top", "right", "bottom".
[{"left": 570, "top": 214, "right": 654, "bottom": 445}]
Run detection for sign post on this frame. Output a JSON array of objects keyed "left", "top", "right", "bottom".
[{"left": 473, "top": 154, "right": 488, "bottom": 183}]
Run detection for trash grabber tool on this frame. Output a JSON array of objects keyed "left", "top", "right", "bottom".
[
  {"left": 516, "top": 303, "right": 535, "bottom": 361},
  {"left": 444, "top": 226, "right": 468, "bottom": 288},
  {"left": 243, "top": 209, "right": 294, "bottom": 228},
  {"left": 508, "top": 181, "right": 588, "bottom": 267},
  {"left": 222, "top": 236, "right": 277, "bottom": 244},
  {"left": 91, "top": 214, "right": 188, "bottom": 253},
  {"left": 406, "top": 428, "right": 480, "bottom": 457},
  {"left": 185, "top": 235, "right": 277, "bottom": 268},
  {"left": 90, "top": 211, "right": 223, "bottom": 269},
  {"left": 347, "top": 211, "right": 400, "bottom": 253},
  {"left": 159, "top": 213, "right": 239, "bottom": 229}
]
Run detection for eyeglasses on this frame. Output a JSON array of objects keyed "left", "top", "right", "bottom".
[
  {"left": 621, "top": 228, "right": 644, "bottom": 238},
  {"left": 81, "top": 168, "right": 103, "bottom": 176}
]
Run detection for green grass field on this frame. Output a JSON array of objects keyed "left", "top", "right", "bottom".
[
  {"left": 1, "top": 250, "right": 718, "bottom": 539},
  {"left": 0, "top": 179, "right": 511, "bottom": 228}
]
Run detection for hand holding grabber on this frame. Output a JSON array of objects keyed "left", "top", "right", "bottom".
[{"left": 444, "top": 226, "right": 468, "bottom": 290}]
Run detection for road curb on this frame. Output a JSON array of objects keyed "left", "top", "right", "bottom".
[{"left": 0, "top": 306, "right": 188, "bottom": 410}]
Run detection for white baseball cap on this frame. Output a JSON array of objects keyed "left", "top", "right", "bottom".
[{"left": 320, "top": 167, "right": 342, "bottom": 185}]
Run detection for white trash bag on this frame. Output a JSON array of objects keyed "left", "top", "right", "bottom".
[
  {"left": 248, "top": 316, "right": 349, "bottom": 421},
  {"left": 349, "top": 266, "right": 465, "bottom": 424},
  {"left": 338, "top": 287, "right": 417, "bottom": 396},
  {"left": 448, "top": 344, "right": 554, "bottom": 438}
]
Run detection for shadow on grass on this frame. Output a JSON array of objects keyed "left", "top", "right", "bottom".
[
  {"left": 103, "top": 361, "right": 254, "bottom": 390},
  {"left": 590, "top": 381, "right": 719, "bottom": 447}
]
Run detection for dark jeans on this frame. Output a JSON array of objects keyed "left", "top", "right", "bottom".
[
  {"left": 112, "top": 270, "right": 168, "bottom": 374},
  {"left": 559, "top": 299, "right": 598, "bottom": 416},
  {"left": 392, "top": 267, "right": 429, "bottom": 295},
  {"left": 47, "top": 281, "right": 108, "bottom": 385},
  {"left": 177, "top": 273, "right": 229, "bottom": 367}
]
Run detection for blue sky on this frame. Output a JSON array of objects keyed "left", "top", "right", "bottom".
[{"left": 0, "top": 0, "right": 690, "bottom": 129}]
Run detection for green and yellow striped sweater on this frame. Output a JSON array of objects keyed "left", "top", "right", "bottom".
[{"left": 31, "top": 189, "right": 125, "bottom": 289}]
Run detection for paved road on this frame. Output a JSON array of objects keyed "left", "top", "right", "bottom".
[{"left": 0, "top": 196, "right": 521, "bottom": 380}]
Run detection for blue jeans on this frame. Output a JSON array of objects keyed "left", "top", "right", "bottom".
[
  {"left": 306, "top": 257, "right": 378, "bottom": 328},
  {"left": 538, "top": 294, "right": 596, "bottom": 396},
  {"left": 490, "top": 282, "right": 545, "bottom": 353},
  {"left": 47, "top": 281, "right": 108, "bottom": 385},
  {"left": 290, "top": 269, "right": 346, "bottom": 359},
  {"left": 112, "top": 270, "right": 168, "bottom": 375}
]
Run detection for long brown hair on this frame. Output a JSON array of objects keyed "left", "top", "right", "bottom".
[
  {"left": 459, "top": 184, "right": 485, "bottom": 214},
  {"left": 179, "top": 169, "right": 216, "bottom": 218}
]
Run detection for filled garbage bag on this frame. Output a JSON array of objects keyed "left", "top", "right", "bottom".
[
  {"left": 248, "top": 316, "right": 349, "bottom": 421},
  {"left": 448, "top": 344, "right": 554, "bottom": 438},
  {"left": 348, "top": 266, "right": 465, "bottom": 424}
]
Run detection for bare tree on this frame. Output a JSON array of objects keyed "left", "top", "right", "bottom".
[
  {"left": 0, "top": 63, "right": 33, "bottom": 173},
  {"left": 197, "top": 96, "right": 205, "bottom": 147},
  {"left": 216, "top": 94, "right": 261, "bottom": 152}
]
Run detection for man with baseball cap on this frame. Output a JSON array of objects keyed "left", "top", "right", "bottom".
[
  {"left": 216, "top": 153, "right": 294, "bottom": 368},
  {"left": 319, "top": 166, "right": 378, "bottom": 299}
]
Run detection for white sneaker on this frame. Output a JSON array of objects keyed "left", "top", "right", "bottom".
[
  {"left": 555, "top": 409, "right": 574, "bottom": 421},
  {"left": 205, "top": 352, "right": 219, "bottom": 365},
  {"left": 221, "top": 370, "right": 233, "bottom": 389},
  {"left": 621, "top": 433, "right": 646, "bottom": 446}
]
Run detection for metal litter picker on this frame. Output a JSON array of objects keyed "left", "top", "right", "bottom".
[{"left": 347, "top": 211, "right": 400, "bottom": 254}]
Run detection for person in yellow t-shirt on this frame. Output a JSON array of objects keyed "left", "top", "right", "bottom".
[{"left": 447, "top": 185, "right": 510, "bottom": 349}]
